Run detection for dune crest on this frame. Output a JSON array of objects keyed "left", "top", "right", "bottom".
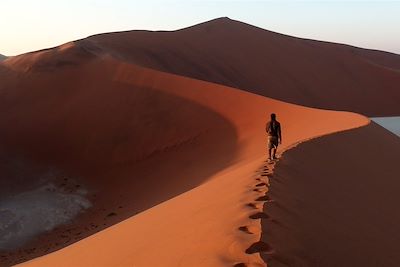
[
  {"left": 2, "top": 17, "right": 393, "bottom": 267},
  {"left": 75, "top": 17, "right": 400, "bottom": 116},
  {"left": 4, "top": 56, "right": 367, "bottom": 266},
  {"left": 4, "top": 18, "right": 400, "bottom": 115},
  {"left": 262, "top": 123, "right": 400, "bottom": 266}
]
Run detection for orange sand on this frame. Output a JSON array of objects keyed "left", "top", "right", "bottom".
[
  {"left": 1, "top": 17, "right": 391, "bottom": 267},
  {"left": 73, "top": 18, "right": 400, "bottom": 116},
  {"left": 5, "top": 58, "right": 367, "bottom": 266},
  {"left": 5, "top": 18, "right": 400, "bottom": 116}
]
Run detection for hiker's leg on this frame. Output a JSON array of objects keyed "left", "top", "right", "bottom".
[
  {"left": 268, "top": 147, "right": 272, "bottom": 159},
  {"left": 272, "top": 147, "right": 276, "bottom": 159}
]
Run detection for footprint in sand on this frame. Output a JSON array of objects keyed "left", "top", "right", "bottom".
[
  {"left": 246, "top": 203, "right": 258, "bottom": 209},
  {"left": 255, "top": 182, "right": 267, "bottom": 187},
  {"left": 249, "top": 212, "right": 269, "bottom": 219},
  {"left": 245, "top": 241, "right": 274, "bottom": 255},
  {"left": 106, "top": 212, "right": 117, "bottom": 218},
  {"left": 238, "top": 226, "right": 253, "bottom": 234},
  {"left": 255, "top": 194, "right": 270, "bottom": 202}
]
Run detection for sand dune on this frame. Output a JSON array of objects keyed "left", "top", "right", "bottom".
[
  {"left": 5, "top": 18, "right": 400, "bottom": 116},
  {"left": 0, "top": 17, "right": 395, "bottom": 267},
  {"left": 20, "top": 18, "right": 400, "bottom": 115},
  {"left": 262, "top": 122, "right": 400, "bottom": 266},
  {"left": 0, "top": 51, "right": 367, "bottom": 265},
  {"left": 0, "top": 57, "right": 236, "bottom": 265}
]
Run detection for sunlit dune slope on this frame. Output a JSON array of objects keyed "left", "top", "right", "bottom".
[{"left": 0, "top": 48, "right": 367, "bottom": 265}]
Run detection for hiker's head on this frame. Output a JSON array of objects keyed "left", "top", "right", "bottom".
[{"left": 271, "top": 113, "right": 276, "bottom": 121}]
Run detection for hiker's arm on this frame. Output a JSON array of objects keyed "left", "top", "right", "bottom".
[{"left": 278, "top": 125, "right": 282, "bottom": 144}]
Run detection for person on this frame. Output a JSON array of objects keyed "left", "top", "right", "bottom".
[{"left": 265, "top": 113, "right": 282, "bottom": 161}]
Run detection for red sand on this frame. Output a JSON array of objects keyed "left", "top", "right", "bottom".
[
  {"left": 262, "top": 123, "right": 400, "bottom": 266},
  {"left": 5, "top": 18, "right": 400, "bottom": 116},
  {"left": 34, "top": 18, "right": 400, "bottom": 116},
  {"left": 0, "top": 17, "right": 395, "bottom": 267},
  {"left": 0, "top": 52, "right": 367, "bottom": 266}
]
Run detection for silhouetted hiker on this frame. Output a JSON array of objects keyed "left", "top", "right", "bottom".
[{"left": 266, "top": 113, "right": 282, "bottom": 161}]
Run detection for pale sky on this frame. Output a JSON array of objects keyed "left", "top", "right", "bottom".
[{"left": 0, "top": 0, "right": 399, "bottom": 56}]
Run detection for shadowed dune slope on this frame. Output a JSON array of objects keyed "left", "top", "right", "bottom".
[
  {"left": 0, "top": 57, "right": 238, "bottom": 265},
  {"left": 1, "top": 17, "right": 397, "bottom": 267},
  {"left": 0, "top": 54, "right": 6, "bottom": 61},
  {"left": 262, "top": 122, "right": 400, "bottom": 267},
  {"left": 0, "top": 53, "right": 367, "bottom": 266},
  {"left": 6, "top": 17, "right": 399, "bottom": 116}
]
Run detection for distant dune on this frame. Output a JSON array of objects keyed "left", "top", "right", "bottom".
[
  {"left": 6, "top": 17, "right": 400, "bottom": 116},
  {"left": 0, "top": 17, "right": 397, "bottom": 267},
  {"left": 0, "top": 54, "right": 6, "bottom": 61}
]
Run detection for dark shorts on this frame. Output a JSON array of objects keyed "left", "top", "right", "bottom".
[{"left": 268, "top": 136, "right": 278, "bottom": 149}]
